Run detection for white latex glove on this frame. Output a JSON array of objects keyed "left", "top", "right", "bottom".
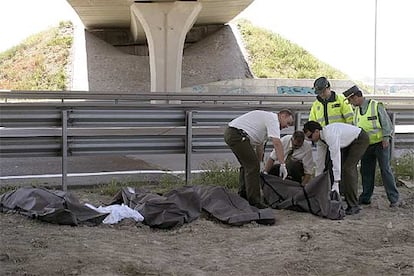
[
  {"left": 260, "top": 161, "right": 265, "bottom": 172},
  {"left": 331, "top": 181, "right": 340, "bottom": 194},
  {"left": 279, "top": 163, "right": 288, "bottom": 180}
]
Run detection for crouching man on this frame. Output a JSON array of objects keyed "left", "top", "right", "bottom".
[
  {"left": 224, "top": 109, "right": 294, "bottom": 209},
  {"left": 303, "top": 121, "right": 369, "bottom": 215},
  {"left": 264, "top": 130, "right": 314, "bottom": 185}
]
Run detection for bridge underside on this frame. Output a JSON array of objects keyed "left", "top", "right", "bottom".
[
  {"left": 67, "top": 0, "right": 254, "bottom": 92},
  {"left": 67, "top": 0, "right": 253, "bottom": 42}
]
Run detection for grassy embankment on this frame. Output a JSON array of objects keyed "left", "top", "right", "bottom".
[{"left": 0, "top": 21, "right": 73, "bottom": 90}]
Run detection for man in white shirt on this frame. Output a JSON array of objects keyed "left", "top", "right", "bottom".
[
  {"left": 303, "top": 121, "right": 369, "bottom": 215},
  {"left": 224, "top": 109, "right": 294, "bottom": 209},
  {"left": 264, "top": 131, "right": 314, "bottom": 185}
]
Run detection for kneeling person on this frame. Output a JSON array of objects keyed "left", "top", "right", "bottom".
[{"left": 264, "top": 131, "right": 314, "bottom": 185}]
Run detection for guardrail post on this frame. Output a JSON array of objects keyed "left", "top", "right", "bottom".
[
  {"left": 62, "top": 110, "right": 68, "bottom": 191},
  {"left": 185, "top": 110, "right": 193, "bottom": 185},
  {"left": 295, "top": 112, "right": 302, "bottom": 130},
  {"left": 391, "top": 112, "right": 396, "bottom": 159}
]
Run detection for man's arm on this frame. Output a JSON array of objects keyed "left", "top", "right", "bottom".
[
  {"left": 270, "top": 137, "right": 285, "bottom": 164},
  {"left": 301, "top": 144, "right": 315, "bottom": 185},
  {"left": 377, "top": 103, "right": 393, "bottom": 147},
  {"left": 327, "top": 135, "right": 342, "bottom": 182},
  {"left": 271, "top": 137, "right": 288, "bottom": 179},
  {"left": 264, "top": 157, "right": 274, "bottom": 173},
  {"left": 264, "top": 149, "right": 276, "bottom": 173},
  {"left": 255, "top": 144, "right": 264, "bottom": 163},
  {"left": 302, "top": 174, "right": 311, "bottom": 185}
]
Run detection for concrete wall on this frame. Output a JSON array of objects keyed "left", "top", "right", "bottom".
[
  {"left": 85, "top": 25, "right": 253, "bottom": 92},
  {"left": 83, "top": 24, "right": 356, "bottom": 94},
  {"left": 85, "top": 31, "right": 151, "bottom": 92},
  {"left": 182, "top": 78, "right": 356, "bottom": 94}
]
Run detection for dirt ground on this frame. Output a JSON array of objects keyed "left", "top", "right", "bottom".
[{"left": 1, "top": 183, "right": 413, "bottom": 276}]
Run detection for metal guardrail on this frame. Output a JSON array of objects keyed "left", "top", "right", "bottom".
[
  {"left": 1, "top": 91, "right": 414, "bottom": 108},
  {"left": 1, "top": 92, "right": 413, "bottom": 189}
]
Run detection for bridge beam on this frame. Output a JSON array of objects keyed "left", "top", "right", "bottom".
[{"left": 131, "top": 2, "right": 202, "bottom": 92}]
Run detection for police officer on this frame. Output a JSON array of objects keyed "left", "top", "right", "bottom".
[
  {"left": 309, "top": 77, "right": 355, "bottom": 191},
  {"left": 344, "top": 86, "right": 401, "bottom": 207},
  {"left": 309, "top": 77, "right": 354, "bottom": 126}
]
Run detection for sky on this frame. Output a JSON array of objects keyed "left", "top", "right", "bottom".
[
  {"left": 0, "top": 0, "right": 413, "bottom": 83},
  {"left": 236, "top": 0, "right": 414, "bottom": 82},
  {"left": 0, "top": 0, "right": 82, "bottom": 51}
]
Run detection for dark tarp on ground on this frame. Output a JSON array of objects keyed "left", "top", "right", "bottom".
[
  {"left": 1, "top": 185, "right": 275, "bottom": 228},
  {"left": 261, "top": 171, "right": 345, "bottom": 220},
  {"left": 110, "top": 186, "right": 202, "bottom": 229},
  {"left": 110, "top": 185, "right": 275, "bottom": 229},
  {"left": 0, "top": 187, "right": 107, "bottom": 226},
  {"left": 193, "top": 185, "right": 275, "bottom": 226}
]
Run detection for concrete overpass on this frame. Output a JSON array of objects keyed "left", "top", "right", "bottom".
[{"left": 67, "top": 0, "right": 254, "bottom": 92}]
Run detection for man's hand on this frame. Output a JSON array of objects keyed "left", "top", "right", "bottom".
[
  {"left": 279, "top": 164, "right": 288, "bottom": 180},
  {"left": 331, "top": 181, "right": 339, "bottom": 194},
  {"left": 260, "top": 161, "right": 265, "bottom": 172}
]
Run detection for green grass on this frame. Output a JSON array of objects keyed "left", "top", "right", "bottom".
[
  {"left": 0, "top": 21, "right": 73, "bottom": 90},
  {"left": 0, "top": 185, "right": 17, "bottom": 195},
  {"left": 1, "top": 152, "right": 411, "bottom": 197},
  {"left": 192, "top": 160, "right": 240, "bottom": 190},
  {"left": 92, "top": 152, "right": 412, "bottom": 197},
  {"left": 373, "top": 150, "right": 413, "bottom": 185},
  {"left": 236, "top": 19, "right": 348, "bottom": 80},
  {"left": 392, "top": 150, "right": 414, "bottom": 181}
]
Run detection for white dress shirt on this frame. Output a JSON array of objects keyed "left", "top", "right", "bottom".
[
  {"left": 268, "top": 135, "right": 314, "bottom": 175},
  {"left": 228, "top": 110, "right": 281, "bottom": 146},
  {"left": 315, "top": 123, "right": 362, "bottom": 182}
]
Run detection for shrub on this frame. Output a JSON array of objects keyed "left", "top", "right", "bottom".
[
  {"left": 392, "top": 150, "right": 414, "bottom": 181},
  {"left": 193, "top": 160, "right": 240, "bottom": 190}
]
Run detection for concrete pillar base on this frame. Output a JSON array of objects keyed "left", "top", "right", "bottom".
[{"left": 131, "top": 1, "right": 202, "bottom": 93}]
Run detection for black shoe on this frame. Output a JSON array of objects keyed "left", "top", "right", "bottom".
[
  {"left": 345, "top": 206, "right": 361, "bottom": 215},
  {"left": 252, "top": 202, "right": 269, "bottom": 209},
  {"left": 389, "top": 201, "right": 402, "bottom": 208},
  {"left": 358, "top": 199, "right": 371, "bottom": 205}
]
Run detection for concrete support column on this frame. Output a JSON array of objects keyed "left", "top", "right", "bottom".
[{"left": 131, "top": 2, "right": 202, "bottom": 92}]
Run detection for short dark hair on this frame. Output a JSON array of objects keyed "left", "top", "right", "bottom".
[
  {"left": 303, "top": 121, "right": 322, "bottom": 133},
  {"left": 279, "top": 109, "right": 294, "bottom": 120},
  {"left": 292, "top": 130, "right": 305, "bottom": 142},
  {"left": 279, "top": 109, "right": 293, "bottom": 115}
]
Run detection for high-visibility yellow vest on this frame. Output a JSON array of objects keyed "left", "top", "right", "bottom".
[
  {"left": 309, "top": 93, "right": 354, "bottom": 126},
  {"left": 355, "top": 100, "right": 383, "bottom": 144}
]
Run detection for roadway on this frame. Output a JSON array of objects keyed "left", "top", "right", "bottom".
[
  {"left": 0, "top": 153, "right": 238, "bottom": 188},
  {"left": 1, "top": 148, "right": 410, "bottom": 189}
]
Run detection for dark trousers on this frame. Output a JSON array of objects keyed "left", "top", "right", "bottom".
[
  {"left": 224, "top": 127, "right": 262, "bottom": 206},
  {"left": 268, "top": 160, "right": 304, "bottom": 183},
  {"left": 359, "top": 142, "right": 399, "bottom": 204},
  {"left": 340, "top": 130, "right": 370, "bottom": 208}
]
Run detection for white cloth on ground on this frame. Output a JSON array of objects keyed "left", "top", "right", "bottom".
[{"left": 85, "top": 203, "right": 144, "bottom": 224}]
